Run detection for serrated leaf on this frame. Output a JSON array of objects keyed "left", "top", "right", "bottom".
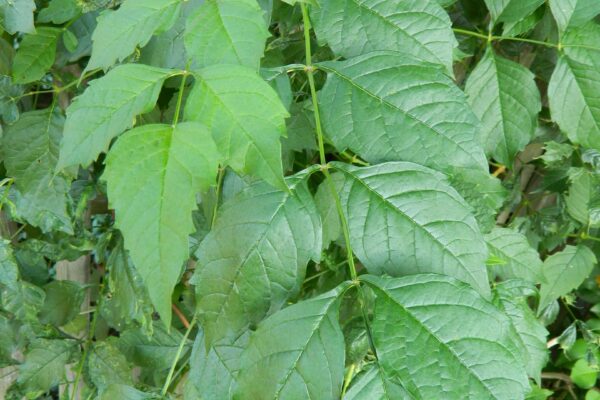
[
  {"left": 38, "top": 0, "right": 81, "bottom": 24},
  {"left": 103, "top": 122, "right": 220, "bottom": 325},
  {"left": 193, "top": 170, "right": 321, "bottom": 344},
  {"left": 38, "top": 280, "right": 85, "bottom": 327},
  {"left": 87, "top": 0, "right": 181, "bottom": 70},
  {"left": 0, "top": 0, "right": 35, "bottom": 34},
  {"left": 548, "top": 56, "right": 600, "bottom": 150},
  {"left": 345, "top": 365, "right": 412, "bottom": 399},
  {"left": 363, "top": 274, "right": 530, "bottom": 400},
  {"left": 317, "top": 52, "right": 487, "bottom": 175},
  {"left": 332, "top": 161, "right": 490, "bottom": 296},
  {"left": 58, "top": 64, "right": 173, "bottom": 170},
  {"left": 566, "top": 169, "right": 600, "bottom": 226},
  {"left": 12, "top": 27, "right": 61, "bottom": 84},
  {"left": 549, "top": 0, "right": 600, "bottom": 32},
  {"left": 310, "top": 0, "right": 456, "bottom": 71},
  {"left": 465, "top": 48, "right": 541, "bottom": 165},
  {"left": 17, "top": 339, "right": 76, "bottom": 397},
  {"left": 184, "top": 0, "right": 269, "bottom": 70},
  {"left": 484, "top": 0, "right": 545, "bottom": 23},
  {"left": 485, "top": 227, "right": 544, "bottom": 283},
  {"left": 88, "top": 341, "right": 133, "bottom": 390},
  {"left": 184, "top": 64, "right": 289, "bottom": 189},
  {"left": 539, "top": 245, "right": 597, "bottom": 311},
  {"left": 2, "top": 109, "right": 72, "bottom": 233},
  {"left": 236, "top": 285, "right": 347, "bottom": 399}
]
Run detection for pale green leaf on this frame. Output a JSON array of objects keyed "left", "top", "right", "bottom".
[
  {"left": 0, "top": 0, "right": 35, "bottom": 34},
  {"left": 562, "top": 21, "right": 600, "bottom": 68},
  {"left": 484, "top": 0, "right": 545, "bottom": 23},
  {"left": 58, "top": 64, "right": 173, "bottom": 170},
  {"left": 17, "top": 338, "right": 77, "bottom": 397},
  {"left": 548, "top": 56, "right": 600, "bottom": 150},
  {"left": 566, "top": 169, "right": 600, "bottom": 226},
  {"left": 345, "top": 365, "right": 412, "bottom": 399},
  {"left": 39, "top": 280, "right": 85, "bottom": 327},
  {"left": 549, "top": 0, "right": 600, "bottom": 31},
  {"left": 2, "top": 109, "right": 72, "bottom": 233},
  {"left": 88, "top": 341, "right": 133, "bottom": 390},
  {"left": 236, "top": 285, "right": 348, "bottom": 399},
  {"left": 363, "top": 274, "right": 530, "bottom": 400},
  {"left": 485, "top": 227, "right": 544, "bottom": 283},
  {"left": 317, "top": 52, "right": 487, "bottom": 174},
  {"left": 87, "top": 0, "right": 181, "bottom": 70},
  {"left": 539, "top": 245, "right": 597, "bottom": 311},
  {"left": 310, "top": 0, "right": 456, "bottom": 71},
  {"left": 332, "top": 161, "right": 490, "bottom": 296},
  {"left": 192, "top": 169, "right": 321, "bottom": 344},
  {"left": 99, "top": 384, "right": 156, "bottom": 400},
  {"left": 38, "top": 0, "right": 81, "bottom": 24},
  {"left": 184, "top": 64, "right": 289, "bottom": 189},
  {"left": 465, "top": 48, "right": 541, "bottom": 165},
  {"left": 103, "top": 122, "right": 220, "bottom": 325},
  {"left": 12, "top": 27, "right": 61, "bottom": 84},
  {"left": 571, "top": 359, "right": 599, "bottom": 389},
  {"left": 184, "top": 0, "right": 269, "bottom": 70},
  {"left": 62, "top": 30, "right": 78, "bottom": 53}
]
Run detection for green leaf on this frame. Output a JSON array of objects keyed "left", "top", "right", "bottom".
[
  {"left": 184, "top": 0, "right": 269, "bottom": 70},
  {"left": 310, "top": 0, "right": 456, "bottom": 71},
  {"left": 2, "top": 109, "right": 72, "bottom": 233},
  {"left": 571, "top": 359, "right": 599, "bottom": 389},
  {"left": 0, "top": 75, "right": 22, "bottom": 124},
  {"left": 192, "top": 170, "right": 321, "bottom": 344},
  {"left": 57, "top": 64, "right": 173, "bottom": 170},
  {"left": 99, "top": 384, "right": 156, "bottom": 400},
  {"left": 485, "top": 227, "right": 544, "bottom": 283},
  {"left": 465, "top": 48, "right": 541, "bottom": 165},
  {"left": 484, "top": 0, "right": 545, "bottom": 23},
  {"left": 62, "top": 30, "right": 78, "bottom": 53},
  {"left": 566, "top": 168, "right": 600, "bottom": 226},
  {"left": 38, "top": 0, "right": 81, "bottom": 24},
  {"left": 317, "top": 52, "right": 487, "bottom": 175},
  {"left": 345, "top": 365, "right": 412, "bottom": 399},
  {"left": 332, "top": 161, "right": 490, "bottom": 296},
  {"left": 38, "top": 280, "right": 85, "bottom": 327},
  {"left": 184, "top": 64, "right": 289, "bottom": 189},
  {"left": 87, "top": 0, "right": 181, "bottom": 70},
  {"left": 103, "top": 122, "right": 220, "bottom": 325},
  {"left": 12, "top": 27, "right": 61, "bottom": 84},
  {"left": 538, "top": 245, "right": 597, "bottom": 311},
  {"left": 236, "top": 285, "right": 348, "bottom": 399},
  {"left": 549, "top": 0, "right": 600, "bottom": 32},
  {"left": 562, "top": 21, "right": 600, "bottom": 68},
  {"left": 88, "top": 341, "right": 133, "bottom": 390},
  {"left": 17, "top": 338, "right": 77, "bottom": 397},
  {"left": 0, "top": 0, "right": 35, "bottom": 34},
  {"left": 363, "top": 274, "right": 530, "bottom": 399},
  {"left": 548, "top": 56, "right": 600, "bottom": 150}
]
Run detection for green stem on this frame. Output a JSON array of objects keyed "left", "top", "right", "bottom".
[
  {"left": 453, "top": 27, "right": 560, "bottom": 49},
  {"left": 161, "top": 316, "right": 197, "bottom": 396},
  {"left": 301, "top": 3, "right": 358, "bottom": 281},
  {"left": 211, "top": 167, "right": 225, "bottom": 229},
  {"left": 172, "top": 65, "right": 191, "bottom": 127},
  {"left": 341, "top": 363, "right": 356, "bottom": 397}
]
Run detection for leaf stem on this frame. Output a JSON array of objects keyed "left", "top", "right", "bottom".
[
  {"left": 211, "top": 167, "right": 225, "bottom": 229},
  {"left": 453, "top": 27, "right": 560, "bottom": 49},
  {"left": 301, "top": 3, "right": 358, "bottom": 282},
  {"left": 172, "top": 65, "right": 191, "bottom": 127},
  {"left": 161, "top": 316, "right": 196, "bottom": 396}
]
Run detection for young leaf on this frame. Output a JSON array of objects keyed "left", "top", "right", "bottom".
[
  {"left": 103, "top": 122, "right": 220, "bottom": 325},
  {"left": 549, "top": 0, "right": 600, "bottom": 32},
  {"left": 484, "top": 0, "right": 545, "bottom": 23},
  {"left": 465, "top": 48, "right": 541, "bottom": 166},
  {"left": 363, "top": 274, "right": 530, "bottom": 399},
  {"left": 184, "top": 0, "right": 269, "bottom": 70},
  {"left": 57, "top": 64, "right": 173, "bottom": 170},
  {"left": 184, "top": 64, "right": 289, "bottom": 189},
  {"left": 0, "top": 0, "right": 35, "bottom": 34},
  {"left": 538, "top": 245, "right": 597, "bottom": 311},
  {"left": 12, "top": 27, "right": 61, "bottom": 84},
  {"left": 37, "top": 0, "right": 81, "bottom": 24},
  {"left": 192, "top": 170, "right": 321, "bottom": 345},
  {"left": 310, "top": 0, "right": 456, "bottom": 71},
  {"left": 485, "top": 227, "right": 544, "bottom": 283},
  {"left": 2, "top": 109, "right": 72, "bottom": 233},
  {"left": 236, "top": 285, "right": 348, "bottom": 399},
  {"left": 87, "top": 0, "right": 181, "bottom": 70},
  {"left": 332, "top": 161, "right": 490, "bottom": 297},
  {"left": 344, "top": 365, "right": 413, "bottom": 399},
  {"left": 548, "top": 56, "right": 600, "bottom": 150},
  {"left": 17, "top": 339, "right": 77, "bottom": 397},
  {"left": 317, "top": 52, "right": 488, "bottom": 174}
]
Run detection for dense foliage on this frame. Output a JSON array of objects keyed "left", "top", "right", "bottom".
[{"left": 2, "top": 0, "right": 600, "bottom": 398}]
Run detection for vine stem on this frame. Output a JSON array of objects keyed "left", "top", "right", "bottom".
[
  {"left": 161, "top": 316, "right": 197, "bottom": 396},
  {"left": 301, "top": 3, "right": 357, "bottom": 282}
]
